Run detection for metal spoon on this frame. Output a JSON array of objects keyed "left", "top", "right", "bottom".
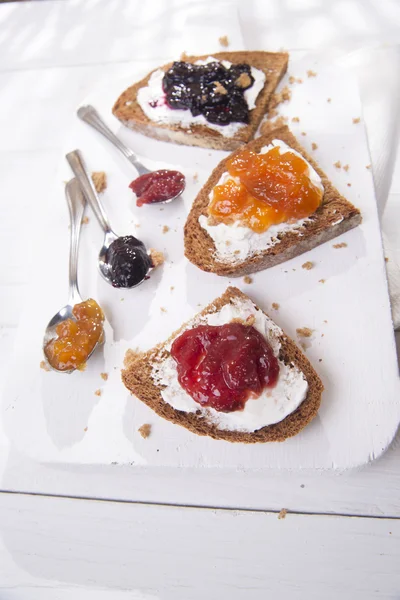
[
  {"left": 77, "top": 104, "right": 185, "bottom": 204},
  {"left": 66, "top": 149, "right": 152, "bottom": 288},
  {"left": 42, "top": 179, "right": 102, "bottom": 373}
]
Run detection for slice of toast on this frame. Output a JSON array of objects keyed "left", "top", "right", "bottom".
[
  {"left": 112, "top": 51, "right": 288, "bottom": 151},
  {"left": 184, "top": 125, "right": 362, "bottom": 276},
  {"left": 121, "top": 287, "right": 323, "bottom": 443}
]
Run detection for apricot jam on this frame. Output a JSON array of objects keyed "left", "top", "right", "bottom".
[
  {"left": 170, "top": 323, "right": 279, "bottom": 412},
  {"left": 208, "top": 145, "right": 323, "bottom": 233},
  {"left": 45, "top": 299, "right": 104, "bottom": 372}
]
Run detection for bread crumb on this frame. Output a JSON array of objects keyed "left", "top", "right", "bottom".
[
  {"left": 289, "top": 76, "right": 296, "bottom": 84},
  {"left": 261, "top": 116, "right": 288, "bottom": 135},
  {"left": 94, "top": 389, "right": 102, "bottom": 397},
  {"left": 347, "top": 183, "right": 352, "bottom": 187},
  {"left": 301, "top": 131, "right": 307, "bottom": 136},
  {"left": 269, "top": 86, "right": 291, "bottom": 111},
  {"left": 343, "top": 164, "right": 349, "bottom": 172},
  {"left": 135, "top": 223, "right": 141, "bottom": 228},
  {"left": 300, "top": 342, "right": 307, "bottom": 351},
  {"left": 91, "top": 171, "right": 107, "bottom": 194},
  {"left": 352, "top": 117, "right": 360, "bottom": 124},
  {"left": 160, "top": 307, "right": 167, "bottom": 313},
  {"left": 366, "top": 164, "right": 371, "bottom": 170},
  {"left": 231, "top": 315, "right": 256, "bottom": 327},
  {"left": 243, "top": 276, "right": 253, "bottom": 284},
  {"left": 327, "top": 98, "right": 331, "bottom": 103},
  {"left": 324, "top": 320, "right": 328, "bottom": 323},
  {"left": 82, "top": 216, "right": 89, "bottom": 225},
  {"left": 235, "top": 73, "right": 252, "bottom": 89},
  {"left": 193, "top": 172, "right": 198, "bottom": 182},
  {"left": 40, "top": 360, "right": 50, "bottom": 372},
  {"left": 234, "top": 250, "right": 241, "bottom": 255},
  {"left": 307, "top": 70, "right": 317, "bottom": 77},
  {"left": 334, "top": 161, "right": 341, "bottom": 169},
  {"left": 162, "top": 225, "right": 169, "bottom": 234},
  {"left": 272, "top": 302, "right": 280, "bottom": 310},
  {"left": 219, "top": 35, "right": 229, "bottom": 47},
  {"left": 149, "top": 249, "right": 165, "bottom": 268},
  {"left": 180, "top": 51, "right": 188, "bottom": 60},
  {"left": 213, "top": 81, "right": 228, "bottom": 95},
  {"left": 225, "top": 240, "right": 231, "bottom": 247},
  {"left": 319, "top": 279, "right": 326, "bottom": 284},
  {"left": 333, "top": 242, "right": 347, "bottom": 249},
  {"left": 291, "top": 116, "right": 300, "bottom": 123},
  {"left": 385, "top": 257, "right": 389, "bottom": 263},
  {"left": 296, "top": 327, "right": 313, "bottom": 338},
  {"left": 311, "top": 143, "right": 318, "bottom": 151},
  {"left": 138, "top": 424, "right": 151, "bottom": 439},
  {"left": 170, "top": 285, "right": 175, "bottom": 290},
  {"left": 100, "top": 372, "right": 108, "bottom": 381},
  {"left": 278, "top": 508, "right": 288, "bottom": 519},
  {"left": 302, "top": 261, "right": 314, "bottom": 270}
]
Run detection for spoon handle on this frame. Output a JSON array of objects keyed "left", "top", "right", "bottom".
[
  {"left": 66, "top": 149, "right": 113, "bottom": 235},
  {"left": 65, "top": 179, "right": 85, "bottom": 305},
  {"left": 77, "top": 105, "right": 150, "bottom": 176}
]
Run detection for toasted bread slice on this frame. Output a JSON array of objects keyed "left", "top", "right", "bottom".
[
  {"left": 184, "top": 125, "right": 362, "bottom": 277},
  {"left": 112, "top": 51, "right": 288, "bottom": 151},
  {"left": 121, "top": 287, "right": 323, "bottom": 443}
]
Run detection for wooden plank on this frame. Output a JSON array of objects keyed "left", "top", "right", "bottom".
[{"left": 0, "top": 492, "right": 399, "bottom": 599}]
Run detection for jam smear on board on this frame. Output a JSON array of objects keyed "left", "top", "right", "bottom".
[
  {"left": 130, "top": 170, "right": 185, "bottom": 206},
  {"left": 171, "top": 322, "right": 279, "bottom": 412},
  {"left": 45, "top": 299, "right": 104, "bottom": 372},
  {"left": 208, "top": 146, "right": 323, "bottom": 232},
  {"left": 161, "top": 61, "right": 255, "bottom": 126}
]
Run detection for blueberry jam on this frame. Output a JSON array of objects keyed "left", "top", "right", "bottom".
[
  {"left": 129, "top": 170, "right": 185, "bottom": 206},
  {"left": 106, "top": 236, "right": 151, "bottom": 288},
  {"left": 161, "top": 61, "right": 255, "bottom": 126}
]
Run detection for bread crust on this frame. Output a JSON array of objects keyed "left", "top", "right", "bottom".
[
  {"left": 121, "top": 287, "right": 324, "bottom": 443},
  {"left": 184, "top": 126, "right": 362, "bottom": 276},
  {"left": 112, "top": 51, "right": 289, "bottom": 151}
]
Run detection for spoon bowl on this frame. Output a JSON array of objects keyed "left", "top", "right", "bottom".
[
  {"left": 66, "top": 150, "right": 153, "bottom": 288},
  {"left": 42, "top": 179, "right": 103, "bottom": 374},
  {"left": 77, "top": 105, "right": 185, "bottom": 204}
]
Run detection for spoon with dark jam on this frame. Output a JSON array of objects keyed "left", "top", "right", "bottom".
[
  {"left": 77, "top": 105, "right": 185, "bottom": 206},
  {"left": 66, "top": 150, "right": 153, "bottom": 288}
]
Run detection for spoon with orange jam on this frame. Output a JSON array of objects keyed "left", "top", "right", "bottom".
[{"left": 43, "top": 179, "right": 105, "bottom": 373}]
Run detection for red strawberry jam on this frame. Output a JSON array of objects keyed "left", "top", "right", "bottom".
[
  {"left": 129, "top": 170, "right": 185, "bottom": 206},
  {"left": 170, "top": 322, "right": 279, "bottom": 412}
]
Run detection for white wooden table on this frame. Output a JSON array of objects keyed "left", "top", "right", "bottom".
[{"left": 1, "top": 1, "right": 400, "bottom": 597}]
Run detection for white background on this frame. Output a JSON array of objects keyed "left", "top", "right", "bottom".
[{"left": 0, "top": 0, "right": 400, "bottom": 597}]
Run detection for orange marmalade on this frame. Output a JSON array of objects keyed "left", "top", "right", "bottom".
[
  {"left": 208, "top": 144, "right": 323, "bottom": 233},
  {"left": 45, "top": 299, "right": 104, "bottom": 372}
]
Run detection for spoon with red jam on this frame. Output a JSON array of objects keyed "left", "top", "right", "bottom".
[
  {"left": 77, "top": 105, "right": 185, "bottom": 206},
  {"left": 66, "top": 150, "right": 153, "bottom": 288}
]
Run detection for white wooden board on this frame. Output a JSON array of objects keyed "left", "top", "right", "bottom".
[
  {"left": 1, "top": 492, "right": 400, "bottom": 599},
  {"left": 1, "top": 52, "right": 399, "bottom": 470}
]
